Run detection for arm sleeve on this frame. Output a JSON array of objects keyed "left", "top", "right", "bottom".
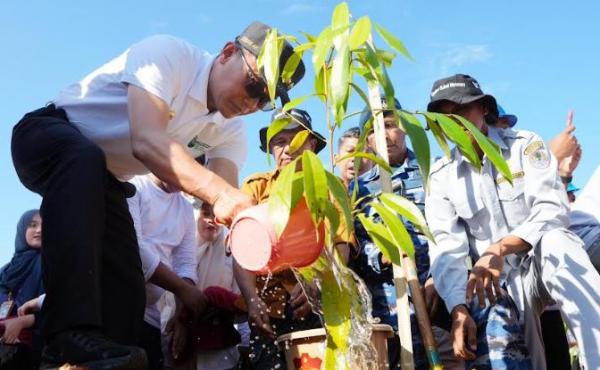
[
  {"left": 127, "top": 188, "right": 160, "bottom": 281},
  {"left": 510, "top": 134, "right": 570, "bottom": 247},
  {"left": 171, "top": 201, "right": 199, "bottom": 283},
  {"left": 425, "top": 169, "right": 470, "bottom": 312},
  {"left": 120, "top": 35, "right": 188, "bottom": 105}
]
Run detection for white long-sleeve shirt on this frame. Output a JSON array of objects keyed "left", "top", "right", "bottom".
[
  {"left": 127, "top": 175, "right": 198, "bottom": 328},
  {"left": 425, "top": 127, "right": 570, "bottom": 312}
]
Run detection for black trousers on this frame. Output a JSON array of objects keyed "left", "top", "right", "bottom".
[
  {"left": 11, "top": 105, "right": 145, "bottom": 345},
  {"left": 139, "top": 322, "right": 163, "bottom": 370}
]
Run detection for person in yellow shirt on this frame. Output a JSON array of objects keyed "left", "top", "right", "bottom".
[{"left": 235, "top": 108, "right": 354, "bottom": 369}]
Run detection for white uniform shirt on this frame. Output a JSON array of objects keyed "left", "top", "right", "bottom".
[
  {"left": 54, "top": 34, "right": 247, "bottom": 180},
  {"left": 127, "top": 175, "right": 198, "bottom": 329},
  {"left": 570, "top": 166, "right": 600, "bottom": 247},
  {"left": 425, "top": 126, "right": 570, "bottom": 312}
]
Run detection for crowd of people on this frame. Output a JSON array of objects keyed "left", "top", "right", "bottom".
[{"left": 2, "top": 19, "right": 600, "bottom": 370}]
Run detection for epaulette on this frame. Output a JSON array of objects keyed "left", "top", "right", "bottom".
[
  {"left": 242, "top": 171, "right": 273, "bottom": 185},
  {"left": 430, "top": 155, "right": 452, "bottom": 176}
]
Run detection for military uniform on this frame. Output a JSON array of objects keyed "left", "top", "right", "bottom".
[
  {"left": 426, "top": 126, "right": 600, "bottom": 369},
  {"left": 350, "top": 150, "right": 434, "bottom": 370}
]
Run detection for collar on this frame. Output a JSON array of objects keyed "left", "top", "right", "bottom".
[
  {"left": 188, "top": 54, "right": 216, "bottom": 110},
  {"left": 455, "top": 125, "right": 508, "bottom": 167},
  {"left": 486, "top": 126, "right": 509, "bottom": 150}
]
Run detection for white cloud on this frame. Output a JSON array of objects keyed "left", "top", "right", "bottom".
[
  {"left": 281, "top": 3, "right": 322, "bottom": 16},
  {"left": 437, "top": 44, "right": 492, "bottom": 74}
]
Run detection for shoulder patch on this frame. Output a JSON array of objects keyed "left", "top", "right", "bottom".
[
  {"left": 528, "top": 146, "right": 550, "bottom": 169},
  {"left": 523, "top": 140, "right": 544, "bottom": 155}
]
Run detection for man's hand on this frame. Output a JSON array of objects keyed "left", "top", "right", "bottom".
[
  {"left": 1, "top": 315, "right": 34, "bottom": 344},
  {"left": 247, "top": 296, "right": 274, "bottom": 338},
  {"left": 17, "top": 297, "right": 41, "bottom": 316},
  {"left": 559, "top": 144, "right": 582, "bottom": 178},
  {"left": 165, "top": 316, "right": 188, "bottom": 360},
  {"left": 450, "top": 305, "right": 477, "bottom": 360},
  {"left": 549, "top": 111, "right": 578, "bottom": 164},
  {"left": 211, "top": 187, "right": 256, "bottom": 226},
  {"left": 290, "top": 283, "right": 315, "bottom": 320},
  {"left": 176, "top": 284, "right": 208, "bottom": 320},
  {"left": 423, "top": 277, "right": 440, "bottom": 318},
  {"left": 467, "top": 243, "right": 504, "bottom": 307}
]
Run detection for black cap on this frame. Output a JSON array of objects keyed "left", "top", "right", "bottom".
[
  {"left": 259, "top": 108, "right": 326, "bottom": 154},
  {"left": 236, "top": 21, "right": 306, "bottom": 106},
  {"left": 427, "top": 74, "right": 498, "bottom": 119},
  {"left": 358, "top": 97, "right": 403, "bottom": 132}
]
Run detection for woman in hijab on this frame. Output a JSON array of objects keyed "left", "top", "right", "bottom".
[
  {"left": 0, "top": 209, "right": 44, "bottom": 310},
  {"left": 0, "top": 209, "right": 44, "bottom": 369}
]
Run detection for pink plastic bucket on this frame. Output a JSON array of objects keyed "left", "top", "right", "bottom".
[{"left": 229, "top": 198, "right": 325, "bottom": 274}]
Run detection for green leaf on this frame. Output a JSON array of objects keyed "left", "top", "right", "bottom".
[
  {"left": 351, "top": 65, "right": 374, "bottom": 80},
  {"left": 331, "top": 43, "right": 351, "bottom": 125},
  {"left": 374, "top": 23, "right": 414, "bottom": 61},
  {"left": 350, "top": 82, "right": 370, "bottom": 108},
  {"left": 302, "top": 151, "right": 328, "bottom": 224},
  {"left": 268, "top": 160, "right": 297, "bottom": 236},
  {"left": 265, "top": 117, "right": 291, "bottom": 154},
  {"left": 398, "top": 111, "right": 430, "bottom": 189},
  {"left": 379, "top": 193, "right": 435, "bottom": 244},
  {"left": 331, "top": 2, "right": 350, "bottom": 31},
  {"left": 348, "top": 16, "right": 371, "bottom": 50},
  {"left": 376, "top": 49, "right": 396, "bottom": 66},
  {"left": 300, "top": 31, "right": 317, "bottom": 43},
  {"left": 323, "top": 202, "right": 340, "bottom": 243},
  {"left": 363, "top": 42, "right": 380, "bottom": 70},
  {"left": 371, "top": 203, "right": 415, "bottom": 258},
  {"left": 282, "top": 95, "right": 311, "bottom": 112},
  {"left": 358, "top": 214, "right": 401, "bottom": 265},
  {"left": 453, "top": 114, "right": 513, "bottom": 184},
  {"left": 336, "top": 151, "right": 392, "bottom": 174},
  {"left": 314, "top": 67, "right": 326, "bottom": 102},
  {"left": 262, "top": 28, "right": 280, "bottom": 102},
  {"left": 281, "top": 50, "right": 304, "bottom": 86},
  {"left": 288, "top": 130, "right": 310, "bottom": 154},
  {"left": 428, "top": 112, "right": 482, "bottom": 169},
  {"left": 379, "top": 62, "right": 395, "bottom": 109},
  {"left": 294, "top": 42, "right": 315, "bottom": 53},
  {"left": 423, "top": 114, "right": 451, "bottom": 158},
  {"left": 326, "top": 172, "right": 354, "bottom": 237},
  {"left": 313, "top": 26, "right": 334, "bottom": 74}
]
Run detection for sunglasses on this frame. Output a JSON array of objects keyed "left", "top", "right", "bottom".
[{"left": 236, "top": 43, "right": 275, "bottom": 111}]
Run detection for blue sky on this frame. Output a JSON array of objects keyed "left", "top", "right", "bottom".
[{"left": 1, "top": 0, "right": 599, "bottom": 265}]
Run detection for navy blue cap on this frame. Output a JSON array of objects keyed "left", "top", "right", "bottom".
[{"left": 497, "top": 104, "right": 518, "bottom": 127}]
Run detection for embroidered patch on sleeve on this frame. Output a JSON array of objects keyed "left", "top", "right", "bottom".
[
  {"left": 528, "top": 148, "right": 550, "bottom": 169},
  {"left": 523, "top": 140, "right": 544, "bottom": 155}
]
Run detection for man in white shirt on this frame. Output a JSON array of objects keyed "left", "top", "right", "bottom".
[
  {"left": 127, "top": 174, "right": 200, "bottom": 370},
  {"left": 425, "top": 74, "right": 600, "bottom": 369},
  {"left": 11, "top": 21, "right": 305, "bottom": 369}
]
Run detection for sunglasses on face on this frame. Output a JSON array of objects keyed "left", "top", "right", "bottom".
[{"left": 236, "top": 43, "right": 275, "bottom": 111}]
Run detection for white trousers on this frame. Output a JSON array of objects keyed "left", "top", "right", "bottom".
[{"left": 507, "top": 228, "right": 600, "bottom": 370}]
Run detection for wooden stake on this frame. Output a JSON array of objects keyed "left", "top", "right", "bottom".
[{"left": 366, "top": 69, "right": 414, "bottom": 370}]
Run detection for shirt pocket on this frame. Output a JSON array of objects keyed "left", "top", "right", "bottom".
[
  {"left": 453, "top": 197, "right": 488, "bottom": 240},
  {"left": 497, "top": 178, "right": 528, "bottom": 226}
]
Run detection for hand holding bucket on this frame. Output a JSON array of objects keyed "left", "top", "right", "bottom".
[{"left": 229, "top": 198, "right": 325, "bottom": 274}]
